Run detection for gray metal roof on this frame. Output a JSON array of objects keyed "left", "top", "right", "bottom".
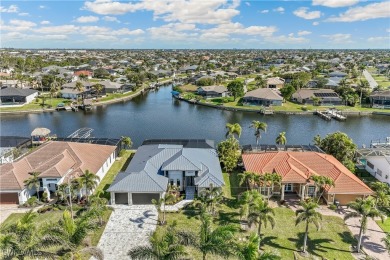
[{"left": 108, "top": 141, "right": 224, "bottom": 193}]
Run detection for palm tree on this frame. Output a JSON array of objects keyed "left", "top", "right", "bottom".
[
  {"left": 24, "top": 172, "right": 41, "bottom": 201},
  {"left": 235, "top": 233, "right": 260, "bottom": 260},
  {"left": 247, "top": 197, "right": 275, "bottom": 246},
  {"left": 92, "top": 83, "right": 104, "bottom": 97},
  {"left": 238, "top": 171, "right": 256, "bottom": 190},
  {"left": 88, "top": 195, "right": 109, "bottom": 226},
  {"left": 382, "top": 233, "right": 390, "bottom": 255},
  {"left": 344, "top": 197, "right": 385, "bottom": 253},
  {"left": 310, "top": 175, "right": 335, "bottom": 203},
  {"left": 121, "top": 136, "right": 133, "bottom": 149},
  {"left": 198, "top": 184, "right": 223, "bottom": 216},
  {"left": 225, "top": 123, "right": 242, "bottom": 139},
  {"left": 238, "top": 190, "right": 263, "bottom": 221},
  {"left": 275, "top": 132, "right": 287, "bottom": 145},
  {"left": 152, "top": 193, "right": 175, "bottom": 225},
  {"left": 128, "top": 223, "right": 187, "bottom": 260},
  {"left": 250, "top": 120, "right": 267, "bottom": 145},
  {"left": 370, "top": 182, "right": 390, "bottom": 208},
  {"left": 190, "top": 212, "right": 237, "bottom": 260},
  {"left": 295, "top": 199, "right": 322, "bottom": 254},
  {"left": 0, "top": 210, "right": 61, "bottom": 259},
  {"left": 49, "top": 79, "right": 60, "bottom": 107},
  {"left": 78, "top": 170, "right": 100, "bottom": 202},
  {"left": 74, "top": 81, "right": 85, "bottom": 102},
  {"left": 263, "top": 173, "right": 282, "bottom": 200}
]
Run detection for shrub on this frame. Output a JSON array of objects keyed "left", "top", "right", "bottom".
[
  {"left": 329, "top": 204, "right": 337, "bottom": 210},
  {"left": 41, "top": 191, "right": 49, "bottom": 203},
  {"left": 37, "top": 205, "right": 53, "bottom": 214},
  {"left": 301, "top": 106, "right": 308, "bottom": 111}
]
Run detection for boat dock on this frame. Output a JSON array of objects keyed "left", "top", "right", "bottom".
[
  {"left": 315, "top": 110, "right": 331, "bottom": 121},
  {"left": 327, "top": 109, "right": 347, "bottom": 121}
]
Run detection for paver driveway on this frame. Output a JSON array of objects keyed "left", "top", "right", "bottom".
[{"left": 97, "top": 205, "right": 158, "bottom": 260}]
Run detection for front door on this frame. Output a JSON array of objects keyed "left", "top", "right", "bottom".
[
  {"left": 284, "top": 183, "right": 293, "bottom": 192},
  {"left": 186, "top": 176, "right": 194, "bottom": 186}
]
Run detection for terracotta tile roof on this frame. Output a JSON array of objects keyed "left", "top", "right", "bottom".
[
  {"left": 0, "top": 141, "right": 116, "bottom": 191},
  {"left": 242, "top": 152, "right": 373, "bottom": 195}
]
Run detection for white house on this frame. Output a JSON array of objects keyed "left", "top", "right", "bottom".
[{"left": 358, "top": 148, "right": 390, "bottom": 185}]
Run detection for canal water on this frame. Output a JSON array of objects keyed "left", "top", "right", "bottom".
[{"left": 1, "top": 87, "right": 389, "bottom": 147}]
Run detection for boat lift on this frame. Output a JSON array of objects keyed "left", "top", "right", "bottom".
[{"left": 67, "top": 128, "right": 94, "bottom": 139}]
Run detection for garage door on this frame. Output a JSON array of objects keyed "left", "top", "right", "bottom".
[
  {"left": 0, "top": 193, "right": 19, "bottom": 204},
  {"left": 132, "top": 193, "right": 160, "bottom": 205},
  {"left": 115, "top": 193, "right": 128, "bottom": 205}
]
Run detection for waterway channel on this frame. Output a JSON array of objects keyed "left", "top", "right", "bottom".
[{"left": 1, "top": 86, "right": 389, "bottom": 147}]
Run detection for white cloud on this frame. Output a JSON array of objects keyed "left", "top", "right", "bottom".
[
  {"left": 112, "top": 28, "right": 144, "bottom": 36},
  {"left": 37, "top": 25, "right": 79, "bottom": 34},
  {"left": 202, "top": 22, "right": 277, "bottom": 37},
  {"left": 312, "top": 21, "right": 319, "bottom": 26},
  {"left": 387, "top": 28, "right": 390, "bottom": 33},
  {"left": 103, "top": 16, "right": 120, "bottom": 22},
  {"left": 86, "top": 34, "right": 118, "bottom": 41},
  {"left": 264, "top": 35, "right": 308, "bottom": 44},
  {"left": 40, "top": 20, "right": 51, "bottom": 25},
  {"left": 75, "top": 15, "right": 99, "bottom": 23},
  {"left": 260, "top": 10, "right": 269, "bottom": 14},
  {"left": 245, "top": 2, "right": 250, "bottom": 6},
  {"left": 312, "top": 0, "right": 359, "bottom": 8},
  {"left": 0, "top": 4, "right": 19, "bottom": 13},
  {"left": 18, "top": 13, "right": 29, "bottom": 16},
  {"left": 293, "top": 7, "right": 321, "bottom": 20},
  {"left": 83, "top": 0, "right": 240, "bottom": 25},
  {"left": 39, "top": 5, "right": 46, "bottom": 9},
  {"left": 367, "top": 36, "right": 390, "bottom": 42},
  {"left": 273, "top": 7, "right": 285, "bottom": 13},
  {"left": 322, "top": 33, "right": 352, "bottom": 43},
  {"left": 297, "top": 30, "right": 312, "bottom": 36},
  {"left": 327, "top": 2, "right": 390, "bottom": 22},
  {"left": 9, "top": 19, "right": 36, "bottom": 27}
]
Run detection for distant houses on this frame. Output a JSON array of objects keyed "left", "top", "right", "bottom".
[
  {"left": 243, "top": 88, "right": 283, "bottom": 106},
  {"left": 266, "top": 77, "right": 285, "bottom": 89},
  {"left": 0, "top": 87, "right": 38, "bottom": 107},
  {"left": 292, "top": 89, "right": 343, "bottom": 106},
  {"left": 197, "top": 85, "right": 228, "bottom": 98},
  {"left": 369, "top": 90, "right": 390, "bottom": 109}
]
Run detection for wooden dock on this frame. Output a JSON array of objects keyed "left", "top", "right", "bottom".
[
  {"left": 327, "top": 109, "right": 346, "bottom": 121},
  {"left": 315, "top": 110, "right": 331, "bottom": 121}
]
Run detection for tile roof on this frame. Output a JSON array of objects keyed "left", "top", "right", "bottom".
[
  {"left": 242, "top": 152, "right": 373, "bottom": 195},
  {"left": 0, "top": 141, "right": 116, "bottom": 191}
]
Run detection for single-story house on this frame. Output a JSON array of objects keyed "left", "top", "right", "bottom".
[
  {"left": 292, "top": 89, "right": 343, "bottom": 105},
  {"left": 243, "top": 88, "right": 283, "bottom": 106},
  {"left": 197, "top": 85, "right": 228, "bottom": 98},
  {"left": 108, "top": 139, "right": 224, "bottom": 205},
  {"left": 356, "top": 148, "right": 390, "bottom": 185},
  {"left": 329, "top": 71, "right": 347, "bottom": 78},
  {"left": 325, "top": 77, "right": 342, "bottom": 88},
  {"left": 267, "top": 77, "right": 285, "bottom": 89},
  {"left": 0, "top": 141, "right": 117, "bottom": 204},
  {"left": 370, "top": 90, "right": 390, "bottom": 109},
  {"left": 242, "top": 151, "right": 373, "bottom": 205},
  {"left": 0, "top": 87, "right": 38, "bottom": 106}
]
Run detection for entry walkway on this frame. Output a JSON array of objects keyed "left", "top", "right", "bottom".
[{"left": 96, "top": 205, "right": 158, "bottom": 260}]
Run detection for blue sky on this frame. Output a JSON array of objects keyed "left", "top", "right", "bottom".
[{"left": 1, "top": 0, "right": 389, "bottom": 49}]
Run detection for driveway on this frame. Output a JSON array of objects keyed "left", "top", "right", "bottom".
[
  {"left": 0, "top": 204, "right": 32, "bottom": 225},
  {"left": 96, "top": 205, "right": 158, "bottom": 260}
]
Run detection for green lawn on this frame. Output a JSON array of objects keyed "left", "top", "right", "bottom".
[
  {"left": 0, "top": 98, "right": 71, "bottom": 112},
  {"left": 95, "top": 150, "right": 134, "bottom": 200},
  {"left": 1, "top": 210, "right": 64, "bottom": 228},
  {"left": 377, "top": 218, "right": 390, "bottom": 233}
]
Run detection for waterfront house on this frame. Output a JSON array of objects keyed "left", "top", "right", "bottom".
[
  {"left": 0, "top": 87, "right": 38, "bottom": 106},
  {"left": 292, "top": 89, "right": 343, "bottom": 105},
  {"left": 107, "top": 139, "right": 224, "bottom": 205},
  {"left": 243, "top": 88, "right": 283, "bottom": 106},
  {"left": 61, "top": 80, "right": 94, "bottom": 99},
  {"left": 266, "top": 77, "right": 285, "bottom": 89},
  {"left": 0, "top": 141, "right": 117, "bottom": 204},
  {"left": 356, "top": 147, "right": 390, "bottom": 185},
  {"left": 370, "top": 90, "right": 390, "bottom": 109},
  {"left": 197, "top": 85, "right": 228, "bottom": 98},
  {"left": 242, "top": 151, "right": 373, "bottom": 205}
]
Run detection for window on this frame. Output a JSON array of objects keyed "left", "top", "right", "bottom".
[
  {"left": 177, "top": 179, "right": 181, "bottom": 187},
  {"left": 367, "top": 161, "right": 374, "bottom": 169},
  {"left": 377, "top": 169, "right": 383, "bottom": 177},
  {"left": 308, "top": 186, "right": 316, "bottom": 197},
  {"left": 170, "top": 179, "right": 174, "bottom": 186}
]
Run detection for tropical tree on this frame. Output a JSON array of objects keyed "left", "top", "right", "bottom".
[
  {"left": 382, "top": 232, "right": 390, "bottom": 255},
  {"left": 315, "top": 132, "right": 357, "bottom": 172},
  {"left": 24, "top": 172, "right": 41, "bottom": 201},
  {"left": 121, "top": 136, "right": 133, "bottom": 149},
  {"left": 0, "top": 210, "right": 61, "bottom": 259},
  {"left": 92, "top": 83, "right": 104, "bottom": 97},
  {"left": 225, "top": 123, "right": 242, "bottom": 139},
  {"left": 247, "top": 197, "right": 275, "bottom": 247},
  {"left": 49, "top": 79, "right": 60, "bottom": 106},
  {"left": 74, "top": 81, "right": 85, "bottom": 102},
  {"left": 78, "top": 170, "right": 100, "bottom": 202},
  {"left": 238, "top": 190, "right": 263, "bottom": 221},
  {"left": 250, "top": 120, "right": 267, "bottom": 145},
  {"left": 187, "top": 212, "right": 237, "bottom": 260},
  {"left": 128, "top": 223, "right": 187, "bottom": 260},
  {"left": 152, "top": 193, "right": 175, "bottom": 225},
  {"left": 217, "top": 137, "right": 240, "bottom": 172},
  {"left": 295, "top": 199, "right": 322, "bottom": 254},
  {"left": 370, "top": 182, "right": 390, "bottom": 208},
  {"left": 198, "top": 184, "right": 222, "bottom": 216},
  {"left": 262, "top": 173, "right": 282, "bottom": 200},
  {"left": 88, "top": 195, "right": 109, "bottom": 226},
  {"left": 275, "top": 132, "right": 287, "bottom": 145},
  {"left": 310, "top": 175, "right": 335, "bottom": 203},
  {"left": 280, "top": 84, "right": 296, "bottom": 102},
  {"left": 238, "top": 171, "right": 257, "bottom": 190},
  {"left": 227, "top": 80, "right": 245, "bottom": 101},
  {"left": 235, "top": 233, "right": 260, "bottom": 260},
  {"left": 344, "top": 198, "right": 385, "bottom": 253}
]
